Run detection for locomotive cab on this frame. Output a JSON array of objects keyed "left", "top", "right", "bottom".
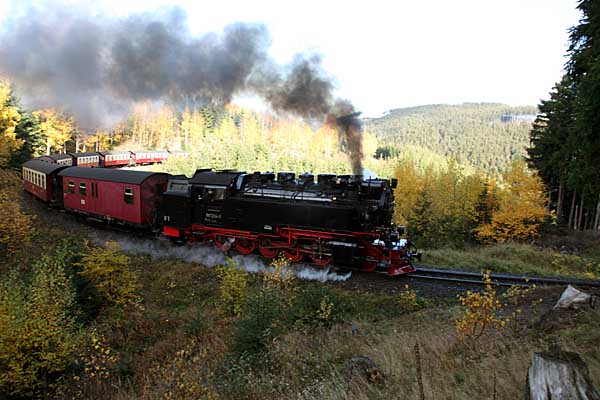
[{"left": 188, "top": 170, "right": 244, "bottom": 227}]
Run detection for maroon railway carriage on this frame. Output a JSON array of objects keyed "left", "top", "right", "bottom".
[
  {"left": 39, "top": 153, "right": 73, "bottom": 166},
  {"left": 58, "top": 168, "right": 170, "bottom": 227},
  {"left": 22, "top": 159, "right": 68, "bottom": 203},
  {"left": 99, "top": 150, "right": 133, "bottom": 167},
  {"left": 132, "top": 150, "right": 169, "bottom": 165},
  {"left": 70, "top": 152, "right": 101, "bottom": 167}
]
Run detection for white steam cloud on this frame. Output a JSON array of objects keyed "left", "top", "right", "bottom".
[{"left": 98, "top": 236, "right": 351, "bottom": 282}]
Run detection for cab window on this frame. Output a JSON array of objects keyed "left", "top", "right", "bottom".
[
  {"left": 79, "top": 182, "right": 87, "bottom": 196},
  {"left": 68, "top": 181, "right": 75, "bottom": 193}
]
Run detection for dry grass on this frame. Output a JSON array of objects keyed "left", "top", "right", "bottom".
[
  {"left": 289, "top": 305, "right": 600, "bottom": 400},
  {"left": 424, "top": 242, "right": 600, "bottom": 279}
]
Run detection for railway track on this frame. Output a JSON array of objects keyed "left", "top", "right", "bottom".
[{"left": 410, "top": 265, "right": 600, "bottom": 288}]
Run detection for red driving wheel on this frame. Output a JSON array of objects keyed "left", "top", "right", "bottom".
[
  {"left": 310, "top": 254, "right": 332, "bottom": 268},
  {"left": 363, "top": 260, "right": 377, "bottom": 272},
  {"left": 235, "top": 238, "right": 256, "bottom": 255},
  {"left": 258, "top": 239, "right": 278, "bottom": 259},
  {"left": 213, "top": 235, "right": 227, "bottom": 250},
  {"left": 283, "top": 247, "right": 303, "bottom": 262}
]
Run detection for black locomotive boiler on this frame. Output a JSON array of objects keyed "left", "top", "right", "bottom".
[{"left": 161, "top": 169, "right": 417, "bottom": 276}]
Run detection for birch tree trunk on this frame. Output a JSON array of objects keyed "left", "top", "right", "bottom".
[
  {"left": 569, "top": 190, "right": 577, "bottom": 230},
  {"left": 578, "top": 195, "right": 585, "bottom": 231},
  {"left": 557, "top": 182, "right": 564, "bottom": 220},
  {"left": 594, "top": 195, "right": 600, "bottom": 231}
]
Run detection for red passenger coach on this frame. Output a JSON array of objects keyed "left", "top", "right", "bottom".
[
  {"left": 58, "top": 168, "right": 170, "bottom": 227},
  {"left": 70, "top": 152, "right": 100, "bottom": 167},
  {"left": 99, "top": 150, "right": 133, "bottom": 167},
  {"left": 132, "top": 150, "right": 169, "bottom": 165},
  {"left": 22, "top": 159, "right": 68, "bottom": 203}
]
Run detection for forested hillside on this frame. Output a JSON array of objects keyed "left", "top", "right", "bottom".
[{"left": 365, "top": 103, "right": 537, "bottom": 174}]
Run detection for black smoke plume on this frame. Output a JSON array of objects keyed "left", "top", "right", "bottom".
[{"left": 0, "top": 2, "right": 362, "bottom": 173}]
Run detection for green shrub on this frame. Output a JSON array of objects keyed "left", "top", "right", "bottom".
[
  {"left": 290, "top": 284, "right": 347, "bottom": 328},
  {"left": 0, "top": 255, "right": 78, "bottom": 398},
  {"left": 78, "top": 241, "right": 142, "bottom": 311},
  {"left": 231, "top": 287, "right": 285, "bottom": 356}
]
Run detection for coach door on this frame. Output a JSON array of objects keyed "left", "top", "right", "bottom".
[
  {"left": 51, "top": 175, "right": 64, "bottom": 205},
  {"left": 89, "top": 181, "right": 99, "bottom": 213}
]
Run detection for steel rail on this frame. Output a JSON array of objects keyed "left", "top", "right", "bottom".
[{"left": 410, "top": 264, "right": 600, "bottom": 288}]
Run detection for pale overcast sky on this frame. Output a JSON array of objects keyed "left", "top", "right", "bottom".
[{"left": 0, "top": 0, "right": 581, "bottom": 117}]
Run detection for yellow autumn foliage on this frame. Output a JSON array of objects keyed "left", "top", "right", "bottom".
[
  {"left": 216, "top": 258, "right": 248, "bottom": 317},
  {"left": 78, "top": 241, "right": 142, "bottom": 310},
  {"left": 33, "top": 108, "right": 75, "bottom": 155},
  {"left": 0, "top": 80, "right": 23, "bottom": 165},
  {"left": 455, "top": 271, "right": 506, "bottom": 339},
  {"left": 0, "top": 169, "right": 33, "bottom": 260},
  {"left": 263, "top": 253, "right": 296, "bottom": 290},
  {"left": 475, "top": 161, "right": 547, "bottom": 243}
]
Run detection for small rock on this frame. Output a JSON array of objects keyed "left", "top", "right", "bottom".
[{"left": 554, "top": 285, "right": 594, "bottom": 310}]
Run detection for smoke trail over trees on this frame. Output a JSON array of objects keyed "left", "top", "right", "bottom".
[{"left": 0, "top": 2, "right": 363, "bottom": 173}]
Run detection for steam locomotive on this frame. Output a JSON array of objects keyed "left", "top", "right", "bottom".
[{"left": 22, "top": 155, "right": 419, "bottom": 276}]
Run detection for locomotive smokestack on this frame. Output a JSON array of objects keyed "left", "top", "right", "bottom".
[
  {"left": 335, "top": 111, "right": 363, "bottom": 176},
  {"left": 260, "top": 57, "right": 364, "bottom": 175}
]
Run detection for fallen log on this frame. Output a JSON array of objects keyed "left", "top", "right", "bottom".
[{"left": 527, "top": 346, "right": 600, "bottom": 400}]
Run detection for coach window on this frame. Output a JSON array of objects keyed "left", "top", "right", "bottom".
[
  {"left": 79, "top": 182, "right": 87, "bottom": 196},
  {"left": 68, "top": 181, "right": 75, "bottom": 193},
  {"left": 124, "top": 188, "right": 134, "bottom": 204}
]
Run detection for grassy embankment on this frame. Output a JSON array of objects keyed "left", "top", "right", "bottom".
[
  {"left": 423, "top": 239, "right": 600, "bottom": 279},
  {"left": 1, "top": 167, "right": 599, "bottom": 399}
]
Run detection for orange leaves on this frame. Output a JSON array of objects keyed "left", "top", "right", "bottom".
[
  {"left": 395, "top": 158, "right": 484, "bottom": 246},
  {"left": 455, "top": 271, "right": 506, "bottom": 339},
  {"left": 475, "top": 161, "right": 547, "bottom": 243},
  {"left": 394, "top": 158, "right": 548, "bottom": 246}
]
